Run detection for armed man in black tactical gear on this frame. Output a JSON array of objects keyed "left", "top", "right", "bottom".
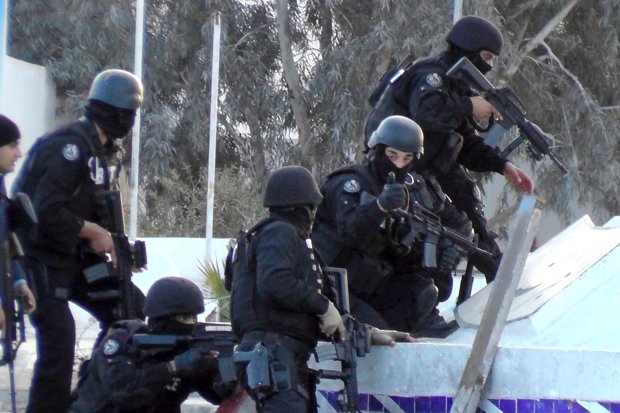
[
  {"left": 70, "top": 276, "right": 233, "bottom": 413},
  {"left": 312, "top": 116, "right": 473, "bottom": 336},
  {"left": 230, "top": 165, "right": 345, "bottom": 413},
  {"left": 365, "top": 16, "right": 534, "bottom": 282},
  {"left": 230, "top": 165, "right": 414, "bottom": 412},
  {"left": 12, "top": 69, "right": 146, "bottom": 413}
]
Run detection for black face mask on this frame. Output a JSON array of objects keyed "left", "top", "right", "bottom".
[
  {"left": 85, "top": 100, "right": 136, "bottom": 145},
  {"left": 270, "top": 205, "right": 316, "bottom": 236},
  {"left": 465, "top": 51, "right": 493, "bottom": 75},
  {"left": 370, "top": 150, "right": 411, "bottom": 184},
  {"left": 149, "top": 318, "right": 196, "bottom": 335}
]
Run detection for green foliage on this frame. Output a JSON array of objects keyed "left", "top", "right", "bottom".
[
  {"left": 9, "top": 0, "right": 620, "bottom": 236},
  {"left": 198, "top": 258, "right": 230, "bottom": 321},
  {"left": 140, "top": 166, "right": 263, "bottom": 238}
]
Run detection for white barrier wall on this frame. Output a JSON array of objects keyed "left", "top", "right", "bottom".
[{"left": 0, "top": 55, "right": 56, "bottom": 189}]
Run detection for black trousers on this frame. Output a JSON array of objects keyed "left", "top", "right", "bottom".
[
  {"left": 353, "top": 270, "right": 436, "bottom": 332},
  {"left": 437, "top": 163, "right": 502, "bottom": 281},
  {"left": 26, "top": 267, "right": 144, "bottom": 413}
]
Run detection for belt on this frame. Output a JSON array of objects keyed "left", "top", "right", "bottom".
[{"left": 242, "top": 330, "right": 313, "bottom": 354}]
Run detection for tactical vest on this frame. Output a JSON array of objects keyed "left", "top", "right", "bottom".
[{"left": 228, "top": 218, "right": 324, "bottom": 343}]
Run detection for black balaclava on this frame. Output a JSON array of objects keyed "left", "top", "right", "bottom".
[
  {"left": 464, "top": 50, "right": 493, "bottom": 74},
  {"left": 447, "top": 45, "right": 493, "bottom": 75},
  {"left": 148, "top": 316, "right": 196, "bottom": 335},
  {"left": 368, "top": 145, "right": 412, "bottom": 184},
  {"left": 85, "top": 99, "right": 136, "bottom": 149},
  {"left": 270, "top": 205, "right": 316, "bottom": 237}
]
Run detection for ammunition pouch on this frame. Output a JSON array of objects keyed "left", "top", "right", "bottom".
[{"left": 430, "top": 132, "right": 463, "bottom": 176}]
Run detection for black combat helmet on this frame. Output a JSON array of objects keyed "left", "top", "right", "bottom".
[
  {"left": 88, "top": 69, "right": 143, "bottom": 110},
  {"left": 263, "top": 165, "right": 323, "bottom": 208},
  {"left": 367, "top": 115, "right": 424, "bottom": 157},
  {"left": 446, "top": 16, "right": 503, "bottom": 56},
  {"left": 143, "top": 276, "right": 205, "bottom": 318}
]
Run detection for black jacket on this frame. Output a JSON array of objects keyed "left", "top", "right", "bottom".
[
  {"left": 367, "top": 51, "right": 507, "bottom": 175},
  {"left": 312, "top": 164, "right": 471, "bottom": 296},
  {"left": 12, "top": 118, "right": 112, "bottom": 270},
  {"left": 230, "top": 217, "right": 330, "bottom": 343}
]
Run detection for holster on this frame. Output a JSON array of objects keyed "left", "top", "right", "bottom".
[
  {"left": 24, "top": 259, "right": 71, "bottom": 300},
  {"left": 234, "top": 332, "right": 311, "bottom": 403}
]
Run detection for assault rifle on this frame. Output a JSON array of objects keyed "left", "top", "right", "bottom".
[
  {"left": 132, "top": 322, "right": 237, "bottom": 385},
  {"left": 83, "top": 190, "right": 147, "bottom": 320},
  {"left": 361, "top": 178, "right": 492, "bottom": 269},
  {"left": 315, "top": 267, "right": 371, "bottom": 413},
  {"left": 390, "top": 205, "right": 492, "bottom": 269},
  {"left": 1, "top": 192, "right": 37, "bottom": 413},
  {"left": 0, "top": 239, "right": 26, "bottom": 413},
  {"left": 446, "top": 56, "right": 568, "bottom": 174}
]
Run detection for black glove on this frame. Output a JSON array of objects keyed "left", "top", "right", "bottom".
[
  {"left": 378, "top": 183, "right": 406, "bottom": 211},
  {"left": 172, "top": 348, "right": 217, "bottom": 379},
  {"left": 439, "top": 245, "right": 461, "bottom": 272}
]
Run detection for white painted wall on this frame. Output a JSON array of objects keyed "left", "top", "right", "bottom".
[{"left": 0, "top": 55, "right": 56, "bottom": 189}]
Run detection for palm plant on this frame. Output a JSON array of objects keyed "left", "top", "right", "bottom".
[{"left": 198, "top": 258, "right": 230, "bottom": 321}]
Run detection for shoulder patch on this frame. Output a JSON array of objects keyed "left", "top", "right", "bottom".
[
  {"left": 343, "top": 179, "right": 361, "bottom": 193},
  {"left": 102, "top": 337, "right": 121, "bottom": 357},
  {"left": 405, "top": 172, "right": 425, "bottom": 187},
  {"left": 425, "top": 73, "right": 442, "bottom": 87},
  {"left": 62, "top": 144, "right": 80, "bottom": 161}
]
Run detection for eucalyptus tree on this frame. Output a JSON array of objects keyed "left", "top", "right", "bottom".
[{"left": 9, "top": 0, "right": 620, "bottom": 238}]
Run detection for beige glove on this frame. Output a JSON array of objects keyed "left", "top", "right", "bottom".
[
  {"left": 318, "top": 301, "right": 345, "bottom": 339},
  {"left": 370, "top": 327, "right": 416, "bottom": 346}
]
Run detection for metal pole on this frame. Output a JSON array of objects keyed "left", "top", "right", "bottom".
[
  {"left": 0, "top": 0, "right": 7, "bottom": 86},
  {"left": 453, "top": 0, "right": 463, "bottom": 23},
  {"left": 451, "top": 195, "right": 541, "bottom": 413},
  {"left": 129, "top": 0, "right": 145, "bottom": 241},
  {"left": 205, "top": 12, "right": 221, "bottom": 260}
]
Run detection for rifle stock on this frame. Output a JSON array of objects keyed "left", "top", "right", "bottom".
[{"left": 446, "top": 57, "right": 568, "bottom": 174}]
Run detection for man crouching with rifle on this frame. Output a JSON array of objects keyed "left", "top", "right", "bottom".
[
  {"left": 70, "top": 276, "right": 237, "bottom": 413},
  {"left": 229, "top": 166, "right": 413, "bottom": 413}
]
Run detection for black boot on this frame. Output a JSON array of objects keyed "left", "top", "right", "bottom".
[
  {"left": 413, "top": 308, "right": 459, "bottom": 338},
  {"left": 414, "top": 282, "right": 438, "bottom": 320}
]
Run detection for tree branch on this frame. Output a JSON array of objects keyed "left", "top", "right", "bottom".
[
  {"left": 506, "top": 0, "right": 581, "bottom": 77},
  {"left": 276, "top": 0, "right": 314, "bottom": 168}
]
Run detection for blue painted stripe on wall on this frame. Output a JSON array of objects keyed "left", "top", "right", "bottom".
[{"left": 318, "top": 392, "right": 620, "bottom": 413}]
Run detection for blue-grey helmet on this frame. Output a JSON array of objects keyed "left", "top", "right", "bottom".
[
  {"left": 368, "top": 116, "right": 424, "bottom": 157},
  {"left": 88, "top": 69, "right": 143, "bottom": 110}
]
